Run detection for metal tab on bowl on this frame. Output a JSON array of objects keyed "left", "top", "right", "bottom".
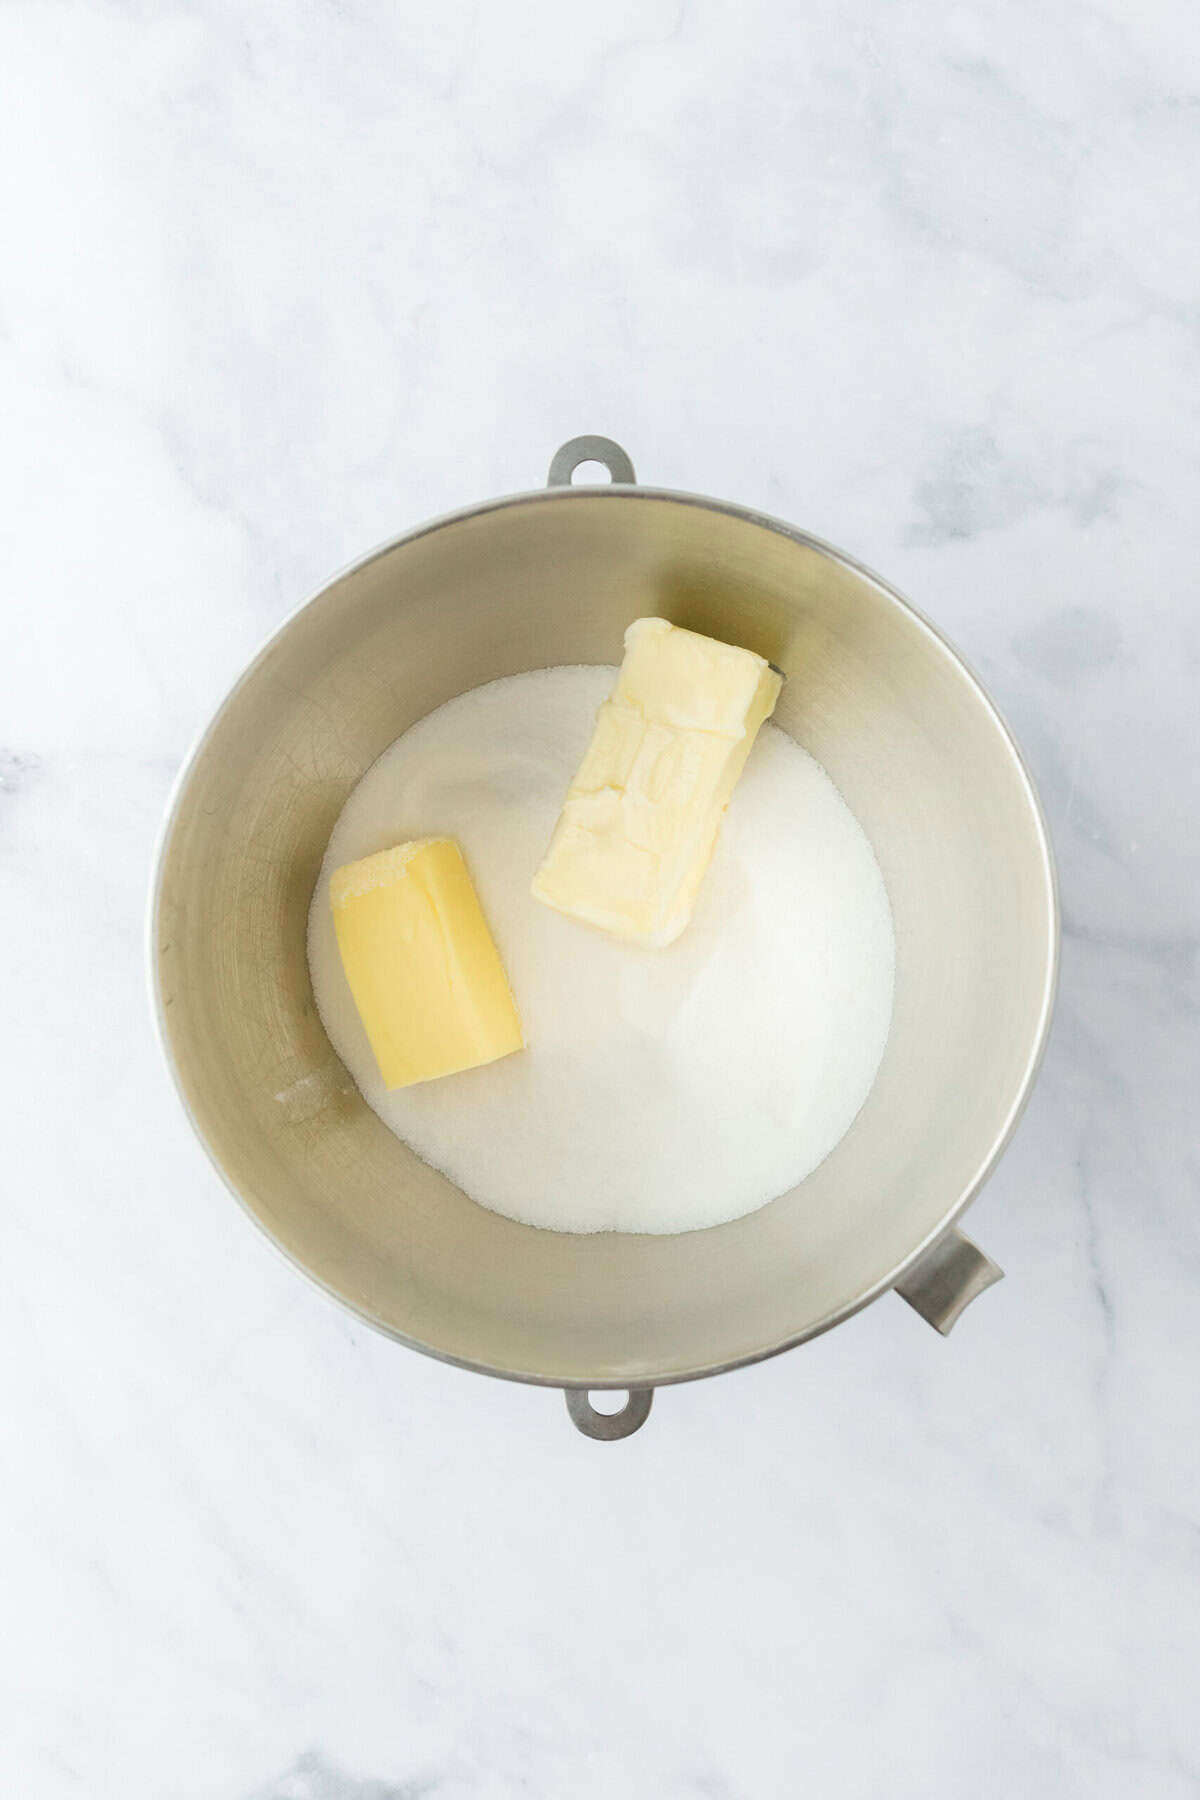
[
  {"left": 894, "top": 1229, "right": 1004, "bottom": 1335},
  {"left": 565, "top": 1387, "right": 654, "bottom": 1440}
]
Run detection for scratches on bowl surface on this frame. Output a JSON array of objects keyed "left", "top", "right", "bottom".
[{"left": 273, "top": 1063, "right": 355, "bottom": 1125}]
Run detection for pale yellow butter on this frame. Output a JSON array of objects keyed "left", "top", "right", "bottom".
[
  {"left": 331, "top": 837, "right": 523, "bottom": 1088},
  {"left": 531, "top": 618, "right": 783, "bottom": 947}
]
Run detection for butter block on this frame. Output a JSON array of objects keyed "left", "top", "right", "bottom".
[
  {"left": 331, "top": 838, "right": 523, "bottom": 1088},
  {"left": 532, "top": 618, "right": 783, "bottom": 947}
]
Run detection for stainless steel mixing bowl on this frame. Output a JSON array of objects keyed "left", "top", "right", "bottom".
[{"left": 151, "top": 436, "right": 1058, "bottom": 1439}]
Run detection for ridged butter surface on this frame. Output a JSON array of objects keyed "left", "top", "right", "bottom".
[{"left": 532, "top": 619, "right": 783, "bottom": 946}]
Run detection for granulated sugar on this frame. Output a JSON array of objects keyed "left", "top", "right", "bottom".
[{"left": 307, "top": 666, "right": 894, "bottom": 1235}]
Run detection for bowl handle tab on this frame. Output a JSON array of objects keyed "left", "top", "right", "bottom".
[
  {"left": 564, "top": 1386, "right": 654, "bottom": 1440},
  {"left": 894, "top": 1228, "right": 1003, "bottom": 1335},
  {"left": 547, "top": 435, "right": 637, "bottom": 488}
]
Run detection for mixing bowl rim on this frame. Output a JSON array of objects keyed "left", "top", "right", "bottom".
[{"left": 148, "top": 481, "right": 1060, "bottom": 1390}]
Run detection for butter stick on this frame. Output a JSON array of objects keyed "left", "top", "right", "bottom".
[
  {"left": 331, "top": 838, "right": 523, "bottom": 1088},
  {"left": 532, "top": 618, "right": 782, "bottom": 947}
]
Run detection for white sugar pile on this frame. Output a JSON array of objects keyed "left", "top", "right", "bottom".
[{"left": 307, "top": 666, "right": 894, "bottom": 1235}]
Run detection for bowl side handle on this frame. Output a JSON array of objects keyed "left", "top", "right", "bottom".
[
  {"left": 894, "top": 1228, "right": 1003, "bottom": 1335},
  {"left": 564, "top": 1387, "right": 654, "bottom": 1440},
  {"left": 547, "top": 435, "right": 637, "bottom": 488}
]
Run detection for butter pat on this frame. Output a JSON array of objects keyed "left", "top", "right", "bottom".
[
  {"left": 532, "top": 618, "right": 783, "bottom": 946},
  {"left": 331, "top": 838, "right": 522, "bottom": 1088}
]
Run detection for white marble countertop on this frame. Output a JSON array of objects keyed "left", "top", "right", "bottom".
[{"left": 3, "top": 4, "right": 1198, "bottom": 1796}]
